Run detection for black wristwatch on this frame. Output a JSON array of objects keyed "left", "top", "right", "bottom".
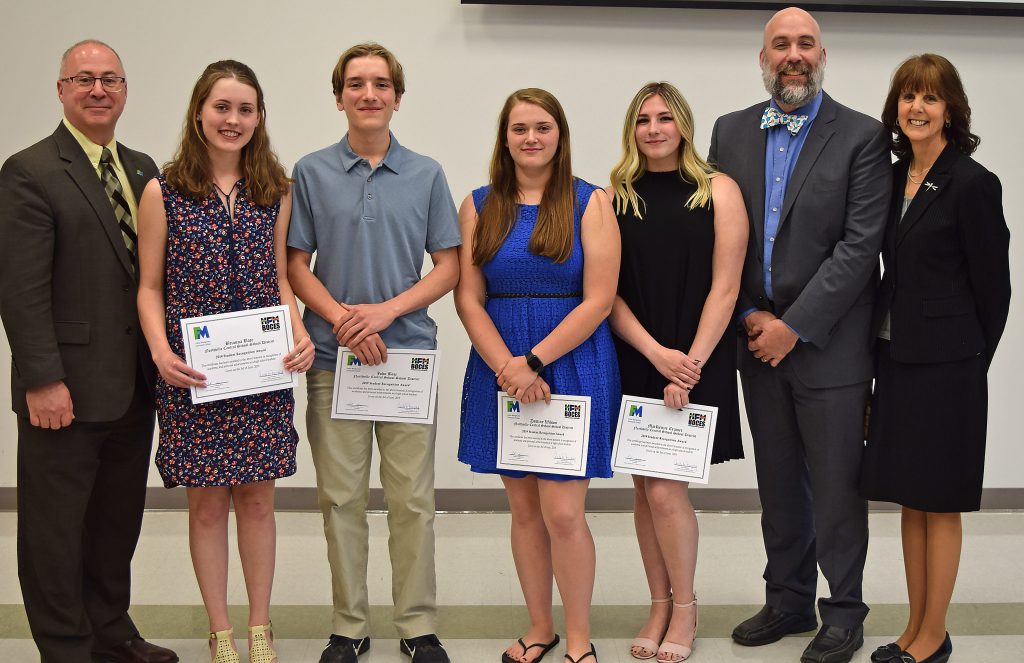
[{"left": 525, "top": 351, "right": 545, "bottom": 373}]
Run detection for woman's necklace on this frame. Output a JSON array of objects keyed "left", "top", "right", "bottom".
[
  {"left": 213, "top": 179, "right": 241, "bottom": 219},
  {"left": 908, "top": 152, "right": 941, "bottom": 185},
  {"left": 907, "top": 162, "right": 930, "bottom": 185}
]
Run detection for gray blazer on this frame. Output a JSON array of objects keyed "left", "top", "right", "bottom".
[
  {"left": 0, "top": 123, "right": 158, "bottom": 421},
  {"left": 709, "top": 92, "right": 892, "bottom": 388}
]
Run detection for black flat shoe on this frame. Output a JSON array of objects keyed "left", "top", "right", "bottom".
[
  {"left": 898, "top": 633, "right": 952, "bottom": 663},
  {"left": 502, "top": 634, "right": 560, "bottom": 663},
  {"left": 800, "top": 624, "right": 864, "bottom": 663},
  {"left": 871, "top": 642, "right": 902, "bottom": 662},
  {"left": 732, "top": 605, "right": 818, "bottom": 646}
]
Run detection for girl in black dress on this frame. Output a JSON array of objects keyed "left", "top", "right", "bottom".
[{"left": 608, "top": 82, "right": 748, "bottom": 662}]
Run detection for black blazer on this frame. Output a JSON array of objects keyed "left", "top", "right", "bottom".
[
  {"left": 0, "top": 123, "right": 158, "bottom": 420},
  {"left": 874, "top": 144, "right": 1011, "bottom": 367}
]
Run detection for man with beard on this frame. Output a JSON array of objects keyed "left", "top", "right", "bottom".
[{"left": 708, "top": 8, "right": 890, "bottom": 663}]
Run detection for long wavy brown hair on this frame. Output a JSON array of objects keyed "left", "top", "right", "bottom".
[
  {"left": 473, "top": 88, "right": 576, "bottom": 266},
  {"left": 163, "top": 60, "right": 288, "bottom": 207}
]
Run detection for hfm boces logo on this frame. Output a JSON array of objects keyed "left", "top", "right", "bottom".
[
  {"left": 261, "top": 315, "right": 281, "bottom": 332},
  {"left": 688, "top": 412, "right": 707, "bottom": 428},
  {"left": 410, "top": 356, "right": 430, "bottom": 371}
]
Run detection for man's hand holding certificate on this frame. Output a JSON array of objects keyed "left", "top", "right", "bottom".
[
  {"left": 611, "top": 396, "right": 718, "bottom": 483},
  {"left": 180, "top": 305, "right": 303, "bottom": 404}
]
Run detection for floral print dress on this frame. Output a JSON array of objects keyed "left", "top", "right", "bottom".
[{"left": 154, "top": 175, "right": 297, "bottom": 487}]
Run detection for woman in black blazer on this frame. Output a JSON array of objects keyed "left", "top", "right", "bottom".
[{"left": 861, "top": 54, "right": 1011, "bottom": 663}]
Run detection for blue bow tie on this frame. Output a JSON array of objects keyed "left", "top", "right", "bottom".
[{"left": 760, "top": 107, "right": 809, "bottom": 134}]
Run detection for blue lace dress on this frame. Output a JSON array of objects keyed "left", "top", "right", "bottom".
[{"left": 458, "top": 179, "right": 620, "bottom": 480}]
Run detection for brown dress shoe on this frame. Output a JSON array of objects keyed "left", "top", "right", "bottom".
[{"left": 93, "top": 637, "right": 179, "bottom": 663}]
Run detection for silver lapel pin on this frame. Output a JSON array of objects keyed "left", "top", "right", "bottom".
[{"left": 923, "top": 181, "right": 938, "bottom": 192}]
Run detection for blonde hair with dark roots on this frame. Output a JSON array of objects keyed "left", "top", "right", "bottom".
[
  {"left": 331, "top": 42, "right": 406, "bottom": 97},
  {"left": 163, "top": 60, "right": 289, "bottom": 207},
  {"left": 473, "top": 88, "right": 576, "bottom": 266},
  {"left": 610, "top": 81, "right": 717, "bottom": 219}
]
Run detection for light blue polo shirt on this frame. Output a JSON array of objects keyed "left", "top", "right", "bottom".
[{"left": 288, "top": 133, "right": 461, "bottom": 371}]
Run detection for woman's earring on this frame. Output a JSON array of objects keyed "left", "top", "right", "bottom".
[{"left": 945, "top": 120, "right": 951, "bottom": 128}]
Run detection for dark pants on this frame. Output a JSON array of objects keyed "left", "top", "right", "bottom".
[
  {"left": 741, "top": 360, "right": 870, "bottom": 628},
  {"left": 17, "top": 380, "right": 154, "bottom": 663}
]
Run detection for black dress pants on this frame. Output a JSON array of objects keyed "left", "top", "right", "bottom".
[
  {"left": 741, "top": 360, "right": 871, "bottom": 628},
  {"left": 17, "top": 380, "right": 154, "bottom": 663}
]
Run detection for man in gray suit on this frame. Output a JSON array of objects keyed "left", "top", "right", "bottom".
[
  {"left": 0, "top": 40, "right": 177, "bottom": 663},
  {"left": 708, "top": 8, "right": 890, "bottom": 663}
]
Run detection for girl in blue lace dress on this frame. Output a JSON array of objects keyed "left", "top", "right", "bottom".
[
  {"left": 456, "top": 88, "right": 620, "bottom": 663},
  {"left": 137, "top": 61, "right": 312, "bottom": 663}
]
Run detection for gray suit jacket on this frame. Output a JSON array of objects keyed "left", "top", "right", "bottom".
[
  {"left": 0, "top": 123, "right": 158, "bottom": 421},
  {"left": 709, "top": 92, "right": 891, "bottom": 388}
]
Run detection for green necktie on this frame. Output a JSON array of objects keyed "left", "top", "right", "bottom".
[{"left": 99, "top": 147, "right": 137, "bottom": 267}]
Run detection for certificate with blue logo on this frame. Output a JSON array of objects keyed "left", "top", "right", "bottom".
[
  {"left": 330, "top": 348, "right": 440, "bottom": 424},
  {"left": 611, "top": 396, "right": 717, "bottom": 483},
  {"left": 180, "top": 305, "right": 297, "bottom": 405},
  {"left": 496, "top": 393, "right": 591, "bottom": 477}
]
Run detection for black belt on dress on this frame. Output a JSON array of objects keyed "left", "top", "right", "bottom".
[{"left": 487, "top": 292, "right": 583, "bottom": 298}]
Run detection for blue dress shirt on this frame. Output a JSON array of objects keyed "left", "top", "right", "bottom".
[{"left": 762, "top": 91, "right": 823, "bottom": 303}]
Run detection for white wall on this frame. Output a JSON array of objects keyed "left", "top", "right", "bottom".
[{"left": 1, "top": 1, "right": 1021, "bottom": 493}]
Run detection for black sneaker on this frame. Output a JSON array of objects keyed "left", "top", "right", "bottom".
[
  {"left": 400, "top": 634, "right": 450, "bottom": 663},
  {"left": 319, "top": 635, "right": 370, "bottom": 663}
]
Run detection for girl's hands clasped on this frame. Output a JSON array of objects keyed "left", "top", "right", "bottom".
[
  {"left": 496, "top": 355, "right": 544, "bottom": 402},
  {"left": 648, "top": 344, "right": 701, "bottom": 390}
]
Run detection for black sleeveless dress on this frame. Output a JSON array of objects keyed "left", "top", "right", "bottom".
[{"left": 614, "top": 170, "right": 744, "bottom": 465}]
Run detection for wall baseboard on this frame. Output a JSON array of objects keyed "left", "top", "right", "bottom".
[
  {"left": 2, "top": 602, "right": 1023, "bottom": 639},
  {"left": 2, "top": 486, "right": 1023, "bottom": 512}
]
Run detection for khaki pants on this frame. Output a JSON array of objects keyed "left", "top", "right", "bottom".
[{"left": 305, "top": 368, "right": 438, "bottom": 638}]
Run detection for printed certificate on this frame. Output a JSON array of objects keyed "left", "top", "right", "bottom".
[
  {"left": 180, "top": 305, "right": 296, "bottom": 405},
  {"left": 330, "top": 348, "right": 440, "bottom": 424},
  {"left": 611, "top": 396, "right": 718, "bottom": 483},
  {"left": 496, "top": 393, "right": 591, "bottom": 477}
]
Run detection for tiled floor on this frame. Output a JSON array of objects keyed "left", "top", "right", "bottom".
[{"left": 2, "top": 511, "right": 1023, "bottom": 661}]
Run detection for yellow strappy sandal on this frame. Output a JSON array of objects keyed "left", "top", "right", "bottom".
[
  {"left": 248, "top": 622, "right": 278, "bottom": 663},
  {"left": 210, "top": 627, "right": 240, "bottom": 663}
]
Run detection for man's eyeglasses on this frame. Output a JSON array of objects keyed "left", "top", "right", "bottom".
[{"left": 60, "top": 75, "right": 126, "bottom": 92}]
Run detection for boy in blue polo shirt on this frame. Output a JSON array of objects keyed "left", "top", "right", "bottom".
[{"left": 287, "top": 42, "right": 460, "bottom": 663}]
